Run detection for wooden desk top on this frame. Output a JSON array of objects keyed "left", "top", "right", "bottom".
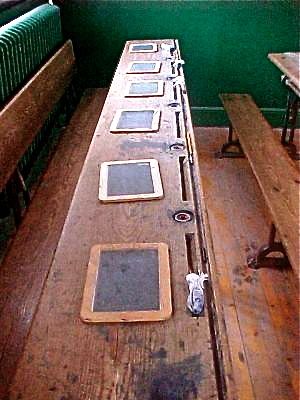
[
  {"left": 10, "top": 40, "right": 218, "bottom": 399},
  {"left": 268, "top": 52, "right": 300, "bottom": 90}
]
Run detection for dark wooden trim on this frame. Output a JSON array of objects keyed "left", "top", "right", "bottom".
[{"left": 0, "top": 40, "right": 76, "bottom": 191}]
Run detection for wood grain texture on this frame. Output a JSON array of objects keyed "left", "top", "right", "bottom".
[
  {"left": 0, "top": 88, "right": 107, "bottom": 399},
  {"left": 220, "top": 94, "right": 300, "bottom": 278},
  {"left": 268, "top": 52, "right": 300, "bottom": 90},
  {"left": 0, "top": 40, "right": 75, "bottom": 191},
  {"left": 9, "top": 40, "right": 218, "bottom": 400},
  {"left": 195, "top": 127, "right": 299, "bottom": 400}
]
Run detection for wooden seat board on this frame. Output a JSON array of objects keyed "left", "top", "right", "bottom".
[
  {"left": 9, "top": 40, "right": 218, "bottom": 400},
  {"left": 0, "top": 40, "right": 76, "bottom": 191},
  {"left": 220, "top": 94, "right": 300, "bottom": 278},
  {"left": 0, "top": 89, "right": 107, "bottom": 399}
]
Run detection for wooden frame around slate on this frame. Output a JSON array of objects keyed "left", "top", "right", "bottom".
[
  {"left": 98, "top": 159, "right": 164, "bottom": 202},
  {"left": 80, "top": 243, "right": 172, "bottom": 323},
  {"left": 125, "top": 80, "right": 164, "bottom": 97},
  {"left": 129, "top": 43, "right": 158, "bottom": 53},
  {"left": 127, "top": 61, "right": 161, "bottom": 74},
  {"left": 110, "top": 109, "right": 161, "bottom": 133}
]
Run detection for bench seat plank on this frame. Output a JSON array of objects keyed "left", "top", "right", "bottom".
[
  {"left": 0, "top": 40, "right": 75, "bottom": 191},
  {"left": 0, "top": 89, "right": 107, "bottom": 399},
  {"left": 220, "top": 94, "right": 299, "bottom": 278}
]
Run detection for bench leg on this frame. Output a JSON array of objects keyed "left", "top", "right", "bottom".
[
  {"left": 247, "top": 224, "right": 289, "bottom": 269},
  {"left": 216, "top": 125, "right": 245, "bottom": 158},
  {"left": 281, "top": 90, "right": 299, "bottom": 160},
  {"left": 6, "top": 169, "right": 30, "bottom": 227}
]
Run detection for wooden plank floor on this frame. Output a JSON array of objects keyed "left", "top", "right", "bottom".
[
  {"left": 195, "top": 127, "right": 299, "bottom": 400},
  {"left": 0, "top": 88, "right": 107, "bottom": 399}
]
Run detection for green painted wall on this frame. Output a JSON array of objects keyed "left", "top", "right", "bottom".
[
  {"left": 0, "top": 0, "right": 47, "bottom": 26},
  {"left": 57, "top": 1, "right": 300, "bottom": 125}
]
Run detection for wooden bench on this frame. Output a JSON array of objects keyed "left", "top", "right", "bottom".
[
  {"left": 0, "top": 38, "right": 109, "bottom": 397},
  {"left": 219, "top": 94, "right": 299, "bottom": 280},
  {"left": 0, "top": 81, "right": 107, "bottom": 397},
  {"left": 0, "top": 40, "right": 75, "bottom": 225}
]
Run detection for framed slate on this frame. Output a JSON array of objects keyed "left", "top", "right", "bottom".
[
  {"left": 125, "top": 81, "right": 164, "bottom": 97},
  {"left": 129, "top": 43, "right": 158, "bottom": 53},
  {"left": 80, "top": 243, "right": 172, "bottom": 323},
  {"left": 98, "top": 159, "right": 163, "bottom": 202},
  {"left": 110, "top": 109, "right": 160, "bottom": 133},
  {"left": 127, "top": 61, "right": 161, "bottom": 74}
]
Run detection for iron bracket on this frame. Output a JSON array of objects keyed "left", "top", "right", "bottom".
[
  {"left": 247, "top": 224, "right": 289, "bottom": 269},
  {"left": 281, "top": 80, "right": 300, "bottom": 160},
  {"left": 216, "top": 125, "right": 245, "bottom": 159},
  {"left": 6, "top": 168, "right": 30, "bottom": 226}
]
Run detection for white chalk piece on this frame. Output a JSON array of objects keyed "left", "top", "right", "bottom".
[{"left": 186, "top": 272, "right": 208, "bottom": 315}]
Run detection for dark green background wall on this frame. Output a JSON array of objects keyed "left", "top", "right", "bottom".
[
  {"left": 55, "top": 0, "right": 299, "bottom": 126},
  {"left": 0, "top": 0, "right": 47, "bottom": 26},
  {"left": 2, "top": 0, "right": 299, "bottom": 126}
]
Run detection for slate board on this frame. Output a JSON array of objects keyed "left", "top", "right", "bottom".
[
  {"left": 80, "top": 243, "right": 172, "bottom": 323},
  {"left": 93, "top": 249, "right": 160, "bottom": 312},
  {"left": 129, "top": 81, "right": 159, "bottom": 95},
  {"left": 130, "top": 62, "right": 157, "bottom": 72},
  {"left": 107, "top": 162, "right": 154, "bottom": 196},
  {"left": 116, "top": 110, "right": 155, "bottom": 130},
  {"left": 131, "top": 44, "right": 155, "bottom": 51}
]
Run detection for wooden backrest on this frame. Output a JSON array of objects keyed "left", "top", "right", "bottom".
[
  {"left": 220, "top": 93, "right": 300, "bottom": 278},
  {"left": 0, "top": 40, "right": 75, "bottom": 191}
]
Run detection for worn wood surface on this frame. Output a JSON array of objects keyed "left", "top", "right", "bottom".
[
  {"left": 195, "top": 127, "right": 299, "bottom": 400},
  {"left": 220, "top": 94, "right": 300, "bottom": 278},
  {"left": 0, "top": 40, "right": 75, "bottom": 191},
  {"left": 268, "top": 52, "right": 300, "bottom": 90},
  {"left": 9, "top": 40, "right": 217, "bottom": 400},
  {"left": 0, "top": 88, "right": 107, "bottom": 399}
]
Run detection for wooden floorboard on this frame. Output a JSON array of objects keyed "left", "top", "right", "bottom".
[
  {"left": 195, "top": 127, "right": 299, "bottom": 400},
  {"left": 0, "top": 88, "right": 107, "bottom": 399}
]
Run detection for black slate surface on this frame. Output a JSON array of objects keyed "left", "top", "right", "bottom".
[
  {"left": 131, "top": 44, "right": 154, "bottom": 51},
  {"left": 116, "top": 110, "right": 154, "bottom": 130},
  {"left": 93, "top": 249, "right": 160, "bottom": 312},
  {"left": 129, "top": 82, "right": 159, "bottom": 95},
  {"left": 130, "top": 62, "right": 157, "bottom": 72},
  {"left": 107, "top": 162, "right": 154, "bottom": 196}
]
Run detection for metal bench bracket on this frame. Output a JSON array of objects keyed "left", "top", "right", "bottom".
[
  {"left": 216, "top": 125, "right": 245, "bottom": 159},
  {"left": 247, "top": 224, "right": 289, "bottom": 269}
]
